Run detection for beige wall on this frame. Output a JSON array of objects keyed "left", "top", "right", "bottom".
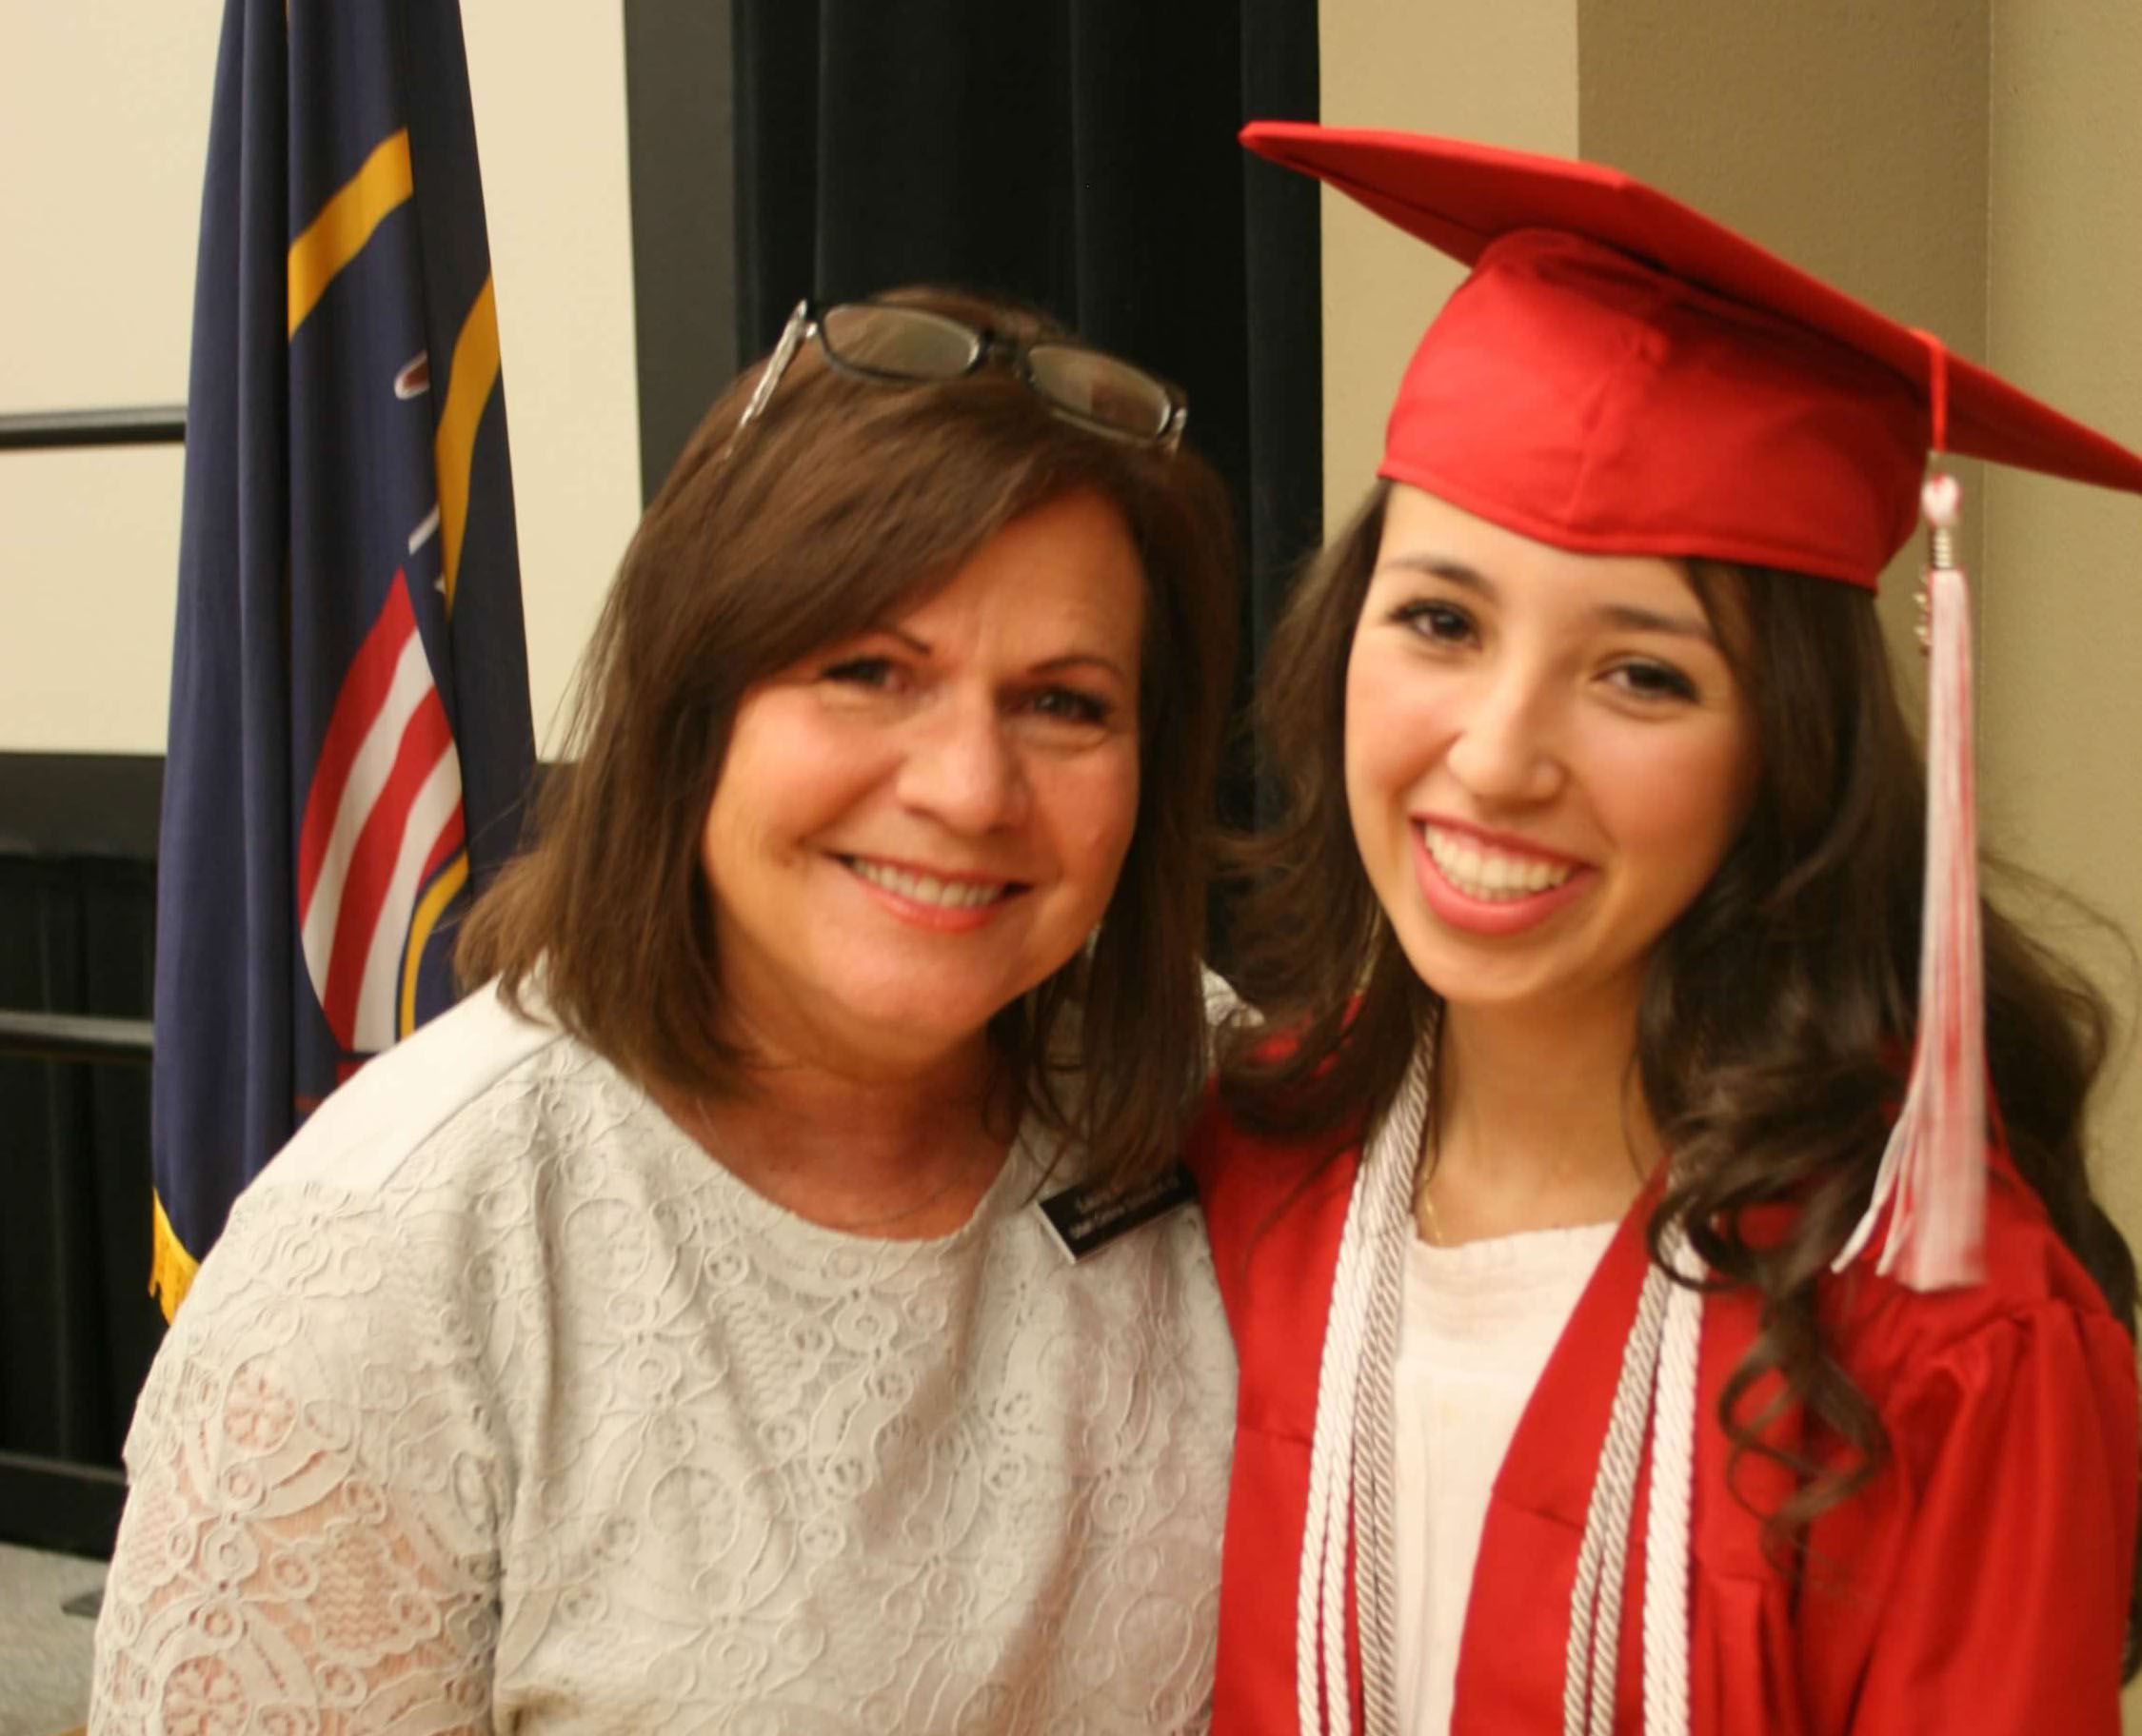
[
  {"left": 0, "top": 8, "right": 208, "bottom": 758},
  {"left": 1985, "top": 1, "right": 2142, "bottom": 1243},
  {"left": 461, "top": 3, "right": 641, "bottom": 753},
  {"left": 1318, "top": 0, "right": 1578, "bottom": 516},
  {"left": 1320, "top": 3, "right": 2142, "bottom": 1718},
  {"left": 0, "top": 1, "right": 641, "bottom": 757}
]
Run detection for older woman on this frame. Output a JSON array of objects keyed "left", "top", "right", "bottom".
[{"left": 92, "top": 288, "right": 1240, "bottom": 1733}]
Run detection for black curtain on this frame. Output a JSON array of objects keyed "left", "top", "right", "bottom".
[
  {"left": 0, "top": 854, "right": 165, "bottom": 1472},
  {"left": 732, "top": 0, "right": 1323, "bottom": 829},
  {"left": 0, "top": 755, "right": 167, "bottom": 1558}
]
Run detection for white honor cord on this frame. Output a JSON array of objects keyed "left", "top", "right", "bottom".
[
  {"left": 1296, "top": 1044, "right": 1434, "bottom": 1736},
  {"left": 1354, "top": 1071, "right": 1420, "bottom": 1736},
  {"left": 1562, "top": 1221, "right": 1704, "bottom": 1736},
  {"left": 1297, "top": 1135, "right": 1376, "bottom": 1736},
  {"left": 1563, "top": 1253, "right": 1667, "bottom": 1735},
  {"left": 1296, "top": 1035, "right": 1702, "bottom": 1736},
  {"left": 1642, "top": 1232, "right": 1703, "bottom": 1736}
]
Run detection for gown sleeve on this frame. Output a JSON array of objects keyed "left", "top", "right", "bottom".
[
  {"left": 1827, "top": 1295, "right": 2138, "bottom": 1736},
  {"left": 88, "top": 1180, "right": 506, "bottom": 1736}
]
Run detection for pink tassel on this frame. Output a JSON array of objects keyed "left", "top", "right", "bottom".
[{"left": 1834, "top": 473, "right": 1987, "bottom": 1289}]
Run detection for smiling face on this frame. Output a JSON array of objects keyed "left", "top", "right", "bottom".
[
  {"left": 700, "top": 487, "right": 1145, "bottom": 1076},
  {"left": 1345, "top": 483, "right": 1757, "bottom": 1028}
]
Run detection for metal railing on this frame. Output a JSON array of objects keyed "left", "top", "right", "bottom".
[
  {"left": 0, "top": 405, "right": 186, "bottom": 450},
  {"left": 0, "top": 1010, "right": 152, "bottom": 1066}
]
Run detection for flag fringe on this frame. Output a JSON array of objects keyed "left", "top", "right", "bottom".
[{"left": 150, "top": 1191, "right": 201, "bottom": 1323}]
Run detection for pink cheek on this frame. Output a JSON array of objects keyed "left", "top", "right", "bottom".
[
  {"left": 1349, "top": 698, "right": 1456, "bottom": 799},
  {"left": 1088, "top": 775, "right": 1140, "bottom": 856},
  {"left": 1594, "top": 740, "right": 1745, "bottom": 852},
  {"left": 1065, "top": 763, "right": 1141, "bottom": 864}
]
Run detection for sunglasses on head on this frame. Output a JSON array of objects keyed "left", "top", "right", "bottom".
[{"left": 732, "top": 298, "right": 1189, "bottom": 452}]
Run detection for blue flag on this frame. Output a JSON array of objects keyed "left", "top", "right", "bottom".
[{"left": 150, "top": 0, "right": 534, "bottom": 1316}]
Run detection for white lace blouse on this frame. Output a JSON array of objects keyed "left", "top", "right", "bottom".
[{"left": 89, "top": 988, "right": 1237, "bottom": 1734}]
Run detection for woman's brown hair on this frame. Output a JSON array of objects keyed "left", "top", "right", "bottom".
[
  {"left": 460, "top": 286, "right": 1240, "bottom": 1184},
  {"left": 1220, "top": 478, "right": 2142, "bottom": 1662}
]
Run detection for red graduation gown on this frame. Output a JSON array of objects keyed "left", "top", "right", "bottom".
[{"left": 1187, "top": 1106, "right": 2139, "bottom": 1735}]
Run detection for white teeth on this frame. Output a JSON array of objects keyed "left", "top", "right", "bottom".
[
  {"left": 848, "top": 857, "right": 1008, "bottom": 910},
  {"left": 1422, "top": 826, "right": 1575, "bottom": 902}
]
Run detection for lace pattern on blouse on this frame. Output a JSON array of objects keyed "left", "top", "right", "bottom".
[{"left": 91, "top": 997, "right": 1234, "bottom": 1734}]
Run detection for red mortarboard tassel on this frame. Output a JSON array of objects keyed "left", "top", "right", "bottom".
[{"left": 1835, "top": 465, "right": 1988, "bottom": 1289}]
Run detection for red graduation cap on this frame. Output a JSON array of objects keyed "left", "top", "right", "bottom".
[
  {"left": 1243, "top": 120, "right": 2142, "bottom": 589},
  {"left": 1242, "top": 121, "right": 2142, "bottom": 1290}
]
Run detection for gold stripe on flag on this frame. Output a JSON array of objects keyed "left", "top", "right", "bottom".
[
  {"left": 433, "top": 276, "right": 503, "bottom": 615},
  {"left": 399, "top": 848, "right": 470, "bottom": 1038},
  {"left": 287, "top": 129, "right": 414, "bottom": 339}
]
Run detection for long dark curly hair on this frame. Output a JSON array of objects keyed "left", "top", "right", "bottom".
[{"left": 1220, "top": 480, "right": 2142, "bottom": 1666}]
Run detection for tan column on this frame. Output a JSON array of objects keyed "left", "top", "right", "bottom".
[{"left": 1985, "top": 1, "right": 2142, "bottom": 1257}]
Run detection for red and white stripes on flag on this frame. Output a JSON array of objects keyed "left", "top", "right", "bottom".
[{"left": 297, "top": 570, "right": 467, "bottom": 1055}]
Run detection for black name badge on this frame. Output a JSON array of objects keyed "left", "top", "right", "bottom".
[{"left": 1037, "top": 1161, "right": 1200, "bottom": 1262}]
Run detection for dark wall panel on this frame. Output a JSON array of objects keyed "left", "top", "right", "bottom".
[{"left": 625, "top": 0, "right": 739, "bottom": 503}]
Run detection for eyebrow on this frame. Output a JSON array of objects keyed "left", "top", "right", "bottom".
[
  {"left": 1377, "top": 553, "right": 1491, "bottom": 590},
  {"left": 1589, "top": 603, "right": 1718, "bottom": 646},
  {"left": 863, "top": 625, "right": 1132, "bottom": 683},
  {"left": 1031, "top": 652, "right": 1133, "bottom": 684},
  {"left": 1375, "top": 553, "right": 1719, "bottom": 646}
]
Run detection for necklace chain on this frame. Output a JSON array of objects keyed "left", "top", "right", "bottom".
[{"left": 1413, "top": 1101, "right": 1443, "bottom": 1247}]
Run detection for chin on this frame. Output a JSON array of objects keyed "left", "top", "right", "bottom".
[
  {"left": 1392, "top": 929, "right": 1569, "bottom": 1015},
  {"left": 1418, "top": 951, "right": 1650, "bottom": 1028},
  {"left": 838, "top": 982, "right": 1012, "bottom": 1050}
]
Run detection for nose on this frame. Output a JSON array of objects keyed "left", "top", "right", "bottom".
[
  {"left": 896, "top": 691, "right": 1030, "bottom": 833},
  {"left": 1441, "top": 661, "right": 1565, "bottom": 806}
]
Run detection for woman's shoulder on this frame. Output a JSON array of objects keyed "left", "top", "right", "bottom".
[
  {"left": 1182, "top": 1070, "right": 1365, "bottom": 1312},
  {"left": 1185, "top": 994, "right": 1371, "bottom": 1191},
  {"left": 1185, "top": 1075, "right": 1359, "bottom": 1198},
  {"left": 250, "top": 980, "right": 568, "bottom": 1197},
  {"left": 220, "top": 981, "right": 675, "bottom": 1243},
  {"left": 1819, "top": 1162, "right": 2136, "bottom": 1428},
  {"left": 165, "top": 985, "right": 645, "bottom": 1386}
]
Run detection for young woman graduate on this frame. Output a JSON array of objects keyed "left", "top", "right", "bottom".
[{"left": 1193, "top": 124, "right": 2142, "bottom": 1736}]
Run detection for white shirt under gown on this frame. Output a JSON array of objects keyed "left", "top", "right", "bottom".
[
  {"left": 1393, "top": 1220, "right": 1617, "bottom": 1736},
  {"left": 90, "top": 985, "right": 1237, "bottom": 1735}
]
